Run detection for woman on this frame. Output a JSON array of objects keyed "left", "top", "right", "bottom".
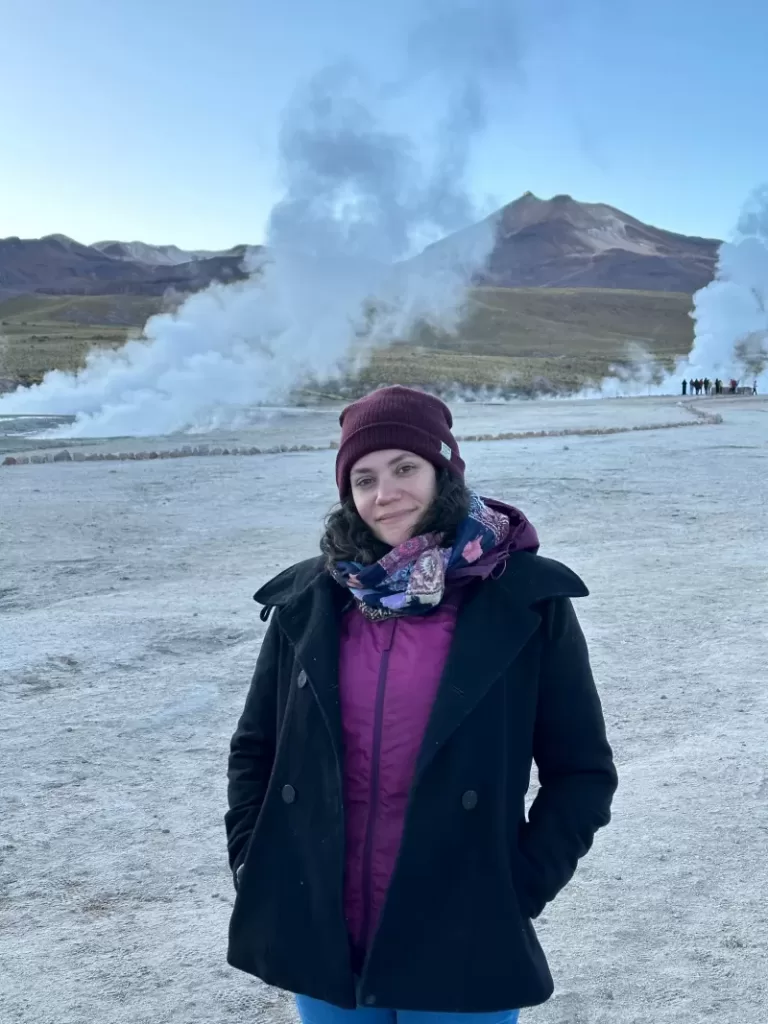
[{"left": 225, "top": 385, "right": 618, "bottom": 1023}]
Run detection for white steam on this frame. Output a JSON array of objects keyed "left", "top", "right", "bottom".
[
  {"left": 0, "top": 1, "right": 524, "bottom": 438},
  {"left": 685, "top": 187, "right": 768, "bottom": 389},
  {"left": 578, "top": 342, "right": 668, "bottom": 400}
]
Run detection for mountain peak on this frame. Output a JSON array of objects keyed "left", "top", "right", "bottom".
[
  {"left": 41, "top": 233, "right": 82, "bottom": 249},
  {"left": 514, "top": 191, "right": 573, "bottom": 205},
  {"left": 412, "top": 192, "right": 720, "bottom": 293}
]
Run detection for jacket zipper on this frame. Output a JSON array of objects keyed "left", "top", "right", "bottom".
[{"left": 359, "top": 617, "right": 397, "bottom": 949}]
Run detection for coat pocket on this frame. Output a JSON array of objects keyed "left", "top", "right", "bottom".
[
  {"left": 510, "top": 847, "right": 543, "bottom": 920},
  {"left": 231, "top": 805, "right": 267, "bottom": 892}
]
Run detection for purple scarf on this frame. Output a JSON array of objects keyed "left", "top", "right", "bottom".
[{"left": 332, "top": 493, "right": 539, "bottom": 621}]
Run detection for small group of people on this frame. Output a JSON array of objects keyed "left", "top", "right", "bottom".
[
  {"left": 682, "top": 377, "right": 756, "bottom": 396},
  {"left": 682, "top": 377, "right": 720, "bottom": 396}
]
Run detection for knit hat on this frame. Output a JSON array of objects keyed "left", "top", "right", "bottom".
[{"left": 335, "top": 385, "right": 465, "bottom": 499}]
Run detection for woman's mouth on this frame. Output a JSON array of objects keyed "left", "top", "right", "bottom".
[{"left": 377, "top": 509, "right": 416, "bottom": 523}]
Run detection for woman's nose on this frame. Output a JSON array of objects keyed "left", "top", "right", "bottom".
[{"left": 375, "top": 478, "right": 399, "bottom": 503}]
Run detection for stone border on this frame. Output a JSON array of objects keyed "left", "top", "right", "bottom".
[
  {"left": 1, "top": 402, "right": 723, "bottom": 467},
  {"left": 681, "top": 402, "right": 724, "bottom": 424}
]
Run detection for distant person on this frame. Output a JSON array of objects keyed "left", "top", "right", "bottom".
[
  {"left": 703, "top": 377, "right": 711, "bottom": 396},
  {"left": 682, "top": 379, "right": 688, "bottom": 395},
  {"left": 225, "top": 385, "right": 618, "bottom": 1024},
  {"left": 714, "top": 378, "right": 721, "bottom": 395},
  {"left": 730, "top": 379, "right": 738, "bottom": 394},
  {"left": 754, "top": 380, "right": 758, "bottom": 395}
]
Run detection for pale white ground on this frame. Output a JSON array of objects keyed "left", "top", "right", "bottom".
[
  {"left": 1, "top": 395, "right": 766, "bottom": 1024},
  {"left": 2, "top": 396, "right": 698, "bottom": 459}
]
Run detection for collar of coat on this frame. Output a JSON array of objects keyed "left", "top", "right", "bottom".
[{"left": 252, "top": 551, "right": 588, "bottom": 782}]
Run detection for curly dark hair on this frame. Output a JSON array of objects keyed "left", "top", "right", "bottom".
[{"left": 320, "top": 468, "right": 472, "bottom": 568}]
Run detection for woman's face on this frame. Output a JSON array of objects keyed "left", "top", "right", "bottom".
[{"left": 350, "top": 449, "right": 438, "bottom": 547}]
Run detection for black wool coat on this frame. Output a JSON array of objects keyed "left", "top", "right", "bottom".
[{"left": 225, "top": 551, "right": 618, "bottom": 1013}]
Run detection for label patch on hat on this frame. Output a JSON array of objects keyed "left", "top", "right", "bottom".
[{"left": 440, "top": 441, "right": 452, "bottom": 460}]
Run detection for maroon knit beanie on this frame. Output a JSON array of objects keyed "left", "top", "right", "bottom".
[{"left": 335, "top": 385, "right": 465, "bottom": 499}]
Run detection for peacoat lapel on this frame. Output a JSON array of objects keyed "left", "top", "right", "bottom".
[
  {"left": 414, "top": 573, "right": 541, "bottom": 782},
  {"left": 414, "top": 551, "right": 589, "bottom": 780},
  {"left": 274, "top": 571, "right": 346, "bottom": 762}
]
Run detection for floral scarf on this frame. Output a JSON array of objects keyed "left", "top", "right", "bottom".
[{"left": 331, "top": 492, "right": 510, "bottom": 621}]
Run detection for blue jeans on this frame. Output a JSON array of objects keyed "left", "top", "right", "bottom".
[{"left": 295, "top": 995, "right": 520, "bottom": 1024}]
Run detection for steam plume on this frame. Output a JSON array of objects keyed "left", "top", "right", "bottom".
[
  {"left": 0, "top": 1, "right": 524, "bottom": 437},
  {"left": 685, "top": 186, "right": 768, "bottom": 389}
]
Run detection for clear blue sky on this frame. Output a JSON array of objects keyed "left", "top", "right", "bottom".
[{"left": 1, "top": 0, "right": 766, "bottom": 249}]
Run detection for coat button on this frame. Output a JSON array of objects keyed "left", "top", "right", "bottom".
[
  {"left": 297, "top": 670, "right": 308, "bottom": 689},
  {"left": 462, "top": 789, "right": 478, "bottom": 810},
  {"left": 281, "top": 784, "right": 296, "bottom": 804}
]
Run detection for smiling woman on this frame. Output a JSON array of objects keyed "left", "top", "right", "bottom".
[
  {"left": 225, "top": 385, "right": 618, "bottom": 1021},
  {"left": 320, "top": 389, "right": 476, "bottom": 566},
  {"left": 349, "top": 451, "right": 438, "bottom": 547}
]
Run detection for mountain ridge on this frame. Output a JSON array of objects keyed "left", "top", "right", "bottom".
[
  {"left": 0, "top": 193, "right": 721, "bottom": 300},
  {"left": 91, "top": 240, "right": 240, "bottom": 266}
]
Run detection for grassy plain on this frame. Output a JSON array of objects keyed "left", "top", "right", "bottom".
[{"left": 0, "top": 287, "right": 694, "bottom": 395}]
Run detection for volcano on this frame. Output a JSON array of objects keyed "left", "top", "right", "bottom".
[{"left": 413, "top": 192, "right": 720, "bottom": 293}]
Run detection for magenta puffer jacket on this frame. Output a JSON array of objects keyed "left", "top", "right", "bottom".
[
  {"left": 339, "top": 604, "right": 457, "bottom": 964},
  {"left": 337, "top": 499, "right": 540, "bottom": 965}
]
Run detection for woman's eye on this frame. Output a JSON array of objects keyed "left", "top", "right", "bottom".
[
  {"left": 354, "top": 477, "right": 373, "bottom": 488},
  {"left": 397, "top": 463, "right": 416, "bottom": 474}
]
